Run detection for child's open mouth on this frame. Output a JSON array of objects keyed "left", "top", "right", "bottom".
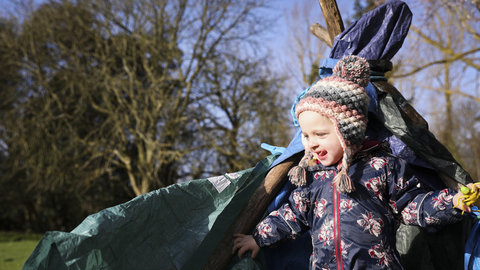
[{"left": 316, "top": 150, "right": 328, "bottom": 160}]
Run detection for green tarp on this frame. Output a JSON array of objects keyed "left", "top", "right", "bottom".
[{"left": 23, "top": 155, "right": 279, "bottom": 270}]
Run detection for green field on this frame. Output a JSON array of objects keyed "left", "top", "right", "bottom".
[{"left": 0, "top": 232, "right": 42, "bottom": 270}]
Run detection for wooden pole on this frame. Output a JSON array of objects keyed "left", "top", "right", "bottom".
[
  {"left": 316, "top": 0, "right": 345, "bottom": 46},
  {"left": 310, "top": 23, "right": 332, "bottom": 48},
  {"left": 201, "top": 152, "right": 303, "bottom": 270},
  {"left": 202, "top": 1, "right": 345, "bottom": 269}
]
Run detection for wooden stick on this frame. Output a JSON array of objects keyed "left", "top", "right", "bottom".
[
  {"left": 310, "top": 23, "right": 332, "bottom": 48},
  {"left": 201, "top": 152, "right": 303, "bottom": 270},
  {"left": 317, "top": 0, "right": 345, "bottom": 44}
]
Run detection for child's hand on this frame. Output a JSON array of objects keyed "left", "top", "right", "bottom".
[
  {"left": 453, "top": 183, "right": 478, "bottom": 212},
  {"left": 231, "top": 233, "right": 260, "bottom": 259}
]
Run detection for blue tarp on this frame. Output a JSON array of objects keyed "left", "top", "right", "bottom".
[{"left": 465, "top": 208, "right": 480, "bottom": 270}]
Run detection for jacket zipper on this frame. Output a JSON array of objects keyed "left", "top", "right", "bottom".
[{"left": 333, "top": 182, "right": 343, "bottom": 270}]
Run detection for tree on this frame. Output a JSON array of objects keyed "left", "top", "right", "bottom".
[
  {"left": 451, "top": 99, "right": 480, "bottom": 182},
  {"left": 0, "top": 0, "right": 292, "bottom": 232},
  {"left": 393, "top": 0, "right": 480, "bottom": 100},
  {"left": 0, "top": 1, "right": 136, "bottom": 232},
  {"left": 193, "top": 54, "right": 292, "bottom": 176},
  {"left": 280, "top": 0, "right": 328, "bottom": 90},
  {"left": 386, "top": 0, "right": 480, "bottom": 180},
  {"left": 351, "top": 0, "right": 386, "bottom": 22},
  {"left": 429, "top": 95, "right": 480, "bottom": 182}
]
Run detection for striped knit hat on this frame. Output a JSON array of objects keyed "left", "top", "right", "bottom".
[{"left": 289, "top": 55, "right": 370, "bottom": 193}]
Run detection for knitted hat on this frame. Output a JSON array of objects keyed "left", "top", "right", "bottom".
[{"left": 289, "top": 55, "right": 370, "bottom": 193}]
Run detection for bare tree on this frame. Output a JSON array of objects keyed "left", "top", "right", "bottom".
[
  {"left": 394, "top": 0, "right": 480, "bottom": 92},
  {"left": 0, "top": 0, "right": 292, "bottom": 231},
  {"left": 192, "top": 54, "right": 292, "bottom": 176},
  {"left": 350, "top": 0, "right": 386, "bottom": 22},
  {"left": 280, "top": 0, "right": 328, "bottom": 90},
  {"left": 452, "top": 99, "right": 480, "bottom": 181},
  {"left": 78, "top": 0, "right": 282, "bottom": 195},
  {"left": 386, "top": 0, "right": 480, "bottom": 179}
]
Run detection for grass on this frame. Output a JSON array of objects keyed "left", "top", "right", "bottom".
[{"left": 0, "top": 232, "right": 43, "bottom": 270}]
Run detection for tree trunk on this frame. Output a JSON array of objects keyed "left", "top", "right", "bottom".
[{"left": 201, "top": 152, "right": 303, "bottom": 270}]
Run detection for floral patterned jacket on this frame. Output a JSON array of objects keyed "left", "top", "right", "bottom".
[{"left": 252, "top": 141, "right": 463, "bottom": 270}]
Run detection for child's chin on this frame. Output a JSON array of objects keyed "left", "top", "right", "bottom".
[
  {"left": 320, "top": 158, "right": 341, "bottom": 167},
  {"left": 319, "top": 160, "right": 332, "bottom": 166}
]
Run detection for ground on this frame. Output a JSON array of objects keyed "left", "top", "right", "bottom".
[{"left": 0, "top": 232, "right": 42, "bottom": 270}]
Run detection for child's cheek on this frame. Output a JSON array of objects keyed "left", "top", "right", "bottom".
[{"left": 301, "top": 135, "right": 309, "bottom": 151}]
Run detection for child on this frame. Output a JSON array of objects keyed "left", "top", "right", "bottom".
[{"left": 231, "top": 55, "right": 471, "bottom": 269}]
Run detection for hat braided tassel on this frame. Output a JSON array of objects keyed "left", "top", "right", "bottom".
[
  {"left": 288, "top": 152, "right": 315, "bottom": 187},
  {"left": 334, "top": 149, "right": 355, "bottom": 193}
]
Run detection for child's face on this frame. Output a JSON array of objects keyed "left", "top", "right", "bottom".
[{"left": 298, "top": 111, "right": 344, "bottom": 167}]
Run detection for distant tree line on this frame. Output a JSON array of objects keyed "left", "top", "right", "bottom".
[{"left": 0, "top": 0, "right": 292, "bottom": 232}]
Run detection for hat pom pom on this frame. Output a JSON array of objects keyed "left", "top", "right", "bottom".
[{"left": 333, "top": 55, "right": 370, "bottom": 88}]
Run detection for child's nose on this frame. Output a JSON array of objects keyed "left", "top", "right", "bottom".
[{"left": 308, "top": 138, "right": 319, "bottom": 149}]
